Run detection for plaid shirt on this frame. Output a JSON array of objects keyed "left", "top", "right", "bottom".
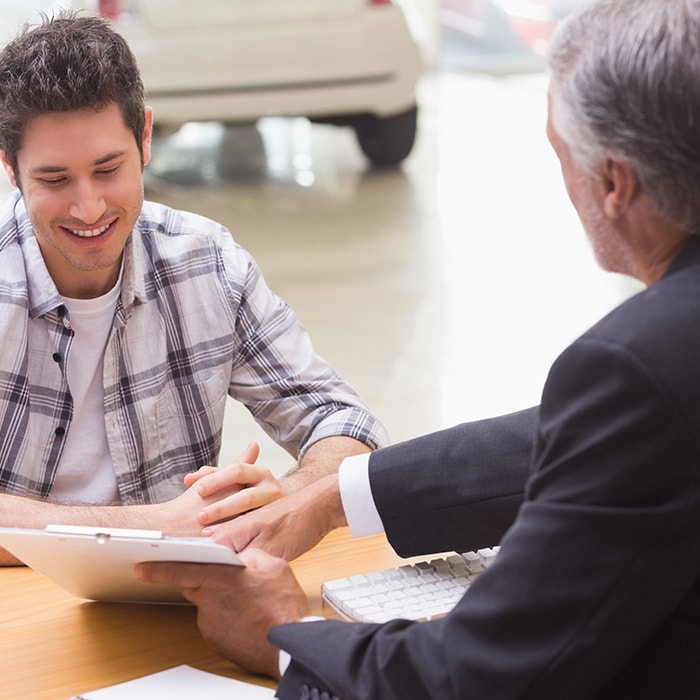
[{"left": 0, "top": 191, "right": 388, "bottom": 504}]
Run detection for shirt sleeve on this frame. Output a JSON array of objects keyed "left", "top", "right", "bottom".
[
  {"left": 338, "top": 453, "right": 385, "bottom": 537},
  {"left": 222, "top": 242, "right": 390, "bottom": 460}
]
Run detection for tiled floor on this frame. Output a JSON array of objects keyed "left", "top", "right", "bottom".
[{"left": 1, "top": 66, "right": 643, "bottom": 477}]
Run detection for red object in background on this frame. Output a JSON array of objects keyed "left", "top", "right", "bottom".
[
  {"left": 98, "top": 0, "right": 123, "bottom": 20},
  {"left": 506, "top": 17, "right": 553, "bottom": 56},
  {"left": 440, "top": 0, "right": 575, "bottom": 56}
]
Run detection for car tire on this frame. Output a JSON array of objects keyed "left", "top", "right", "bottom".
[
  {"left": 216, "top": 123, "right": 267, "bottom": 180},
  {"left": 352, "top": 105, "right": 418, "bottom": 168}
]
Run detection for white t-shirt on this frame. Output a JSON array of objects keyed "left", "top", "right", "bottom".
[{"left": 49, "top": 283, "right": 121, "bottom": 505}]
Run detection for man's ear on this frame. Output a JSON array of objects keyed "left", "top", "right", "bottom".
[
  {"left": 0, "top": 150, "right": 18, "bottom": 189},
  {"left": 141, "top": 106, "right": 154, "bottom": 168},
  {"left": 600, "top": 158, "right": 639, "bottom": 219}
]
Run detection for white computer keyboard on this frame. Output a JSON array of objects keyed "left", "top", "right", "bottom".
[{"left": 321, "top": 546, "right": 500, "bottom": 623}]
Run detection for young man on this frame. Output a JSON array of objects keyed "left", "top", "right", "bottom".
[
  {"left": 0, "top": 14, "right": 388, "bottom": 564},
  {"left": 139, "top": 0, "right": 700, "bottom": 697}
]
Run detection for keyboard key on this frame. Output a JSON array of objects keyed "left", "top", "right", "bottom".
[{"left": 322, "top": 547, "right": 500, "bottom": 622}]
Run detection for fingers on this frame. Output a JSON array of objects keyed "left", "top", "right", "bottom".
[
  {"left": 196, "top": 461, "right": 271, "bottom": 498},
  {"left": 177, "top": 440, "right": 284, "bottom": 528},
  {"left": 134, "top": 549, "right": 283, "bottom": 590},
  {"left": 135, "top": 561, "right": 208, "bottom": 591},
  {"left": 236, "top": 546, "right": 282, "bottom": 568},
  {"left": 199, "top": 473, "right": 283, "bottom": 526},
  {"left": 203, "top": 478, "right": 339, "bottom": 560},
  {"left": 194, "top": 444, "right": 264, "bottom": 498},
  {"left": 204, "top": 498, "right": 308, "bottom": 561},
  {"left": 183, "top": 465, "right": 217, "bottom": 487},
  {"left": 184, "top": 441, "right": 260, "bottom": 489},
  {"left": 239, "top": 440, "right": 261, "bottom": 465}
]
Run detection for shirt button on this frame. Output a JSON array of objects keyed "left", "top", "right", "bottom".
[
  {"left": 55, "top": 426, "right": 65, "bottom": 437},
  {"left": 52, "top": 353, "right": 61, "bottom": 363}
]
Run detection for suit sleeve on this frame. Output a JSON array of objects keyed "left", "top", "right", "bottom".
[
  {"left": 369, "top": 407, "right": 536, "bottom": 556},
  {"left": 271, "top": 336, "right": 700, "bottom": 700}
]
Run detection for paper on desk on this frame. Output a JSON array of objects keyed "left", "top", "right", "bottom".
[{"left": 71, "top": 664, "right": 276, "bottom": 699}]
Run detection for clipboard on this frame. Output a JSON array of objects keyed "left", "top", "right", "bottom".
[{"left": 0, "top": 524, "right": 244, "bottom": 604}]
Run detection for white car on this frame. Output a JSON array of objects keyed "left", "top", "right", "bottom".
[{"left": 61, "top": 0, "right": 423, "bottom": 167}]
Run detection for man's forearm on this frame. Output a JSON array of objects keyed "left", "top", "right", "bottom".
[
  {"left": 0, "top": 495, "right": 135, "bottom": 565},
  {"left": 0, "top": 493, "right": 162, "bottom": 530},
  {"left": 0, "top": 488, "right": 209, "bottom": 566},
  {"left": 281, "top": 436, "right": 371, "bottom": 491},
  {"left": 0, "top": 493, "right": 166, "bottom": 566}
]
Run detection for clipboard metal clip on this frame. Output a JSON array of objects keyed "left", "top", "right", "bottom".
[{"left": 45, "top": 524, "right": 165, "bottom": 540}]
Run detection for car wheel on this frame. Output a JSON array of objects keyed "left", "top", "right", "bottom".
[
  {"left": 216, "top": 123, "right": 267, "bottom": 180},
  {"left": 352, "top": 105, "right": 418, "bottom": 168}
]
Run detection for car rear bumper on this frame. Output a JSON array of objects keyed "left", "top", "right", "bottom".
[{"left": 122, "top": 6, "right": 421, "bottom": 126}]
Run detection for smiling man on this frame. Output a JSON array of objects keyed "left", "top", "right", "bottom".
[
  {"left": 4, "top": 105, "right": 146, "bottom": 298},
  {"left": 0, "top": 13, "right": 387, "bottom": 565}
]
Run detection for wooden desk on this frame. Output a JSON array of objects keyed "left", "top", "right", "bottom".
[{"left": 0, "top": 528, "right": 410, "bottom": 699}]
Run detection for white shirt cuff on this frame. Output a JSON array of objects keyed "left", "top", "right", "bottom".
[{"left": 338, "top": 452, "right": 385, "bottom": 538}]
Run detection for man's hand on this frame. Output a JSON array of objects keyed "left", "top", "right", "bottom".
[
  {"left": 148, "top": 440, "right": 284, "bottom": 537},
  {"left": 200, "top": 473, "right": 347, "bottom": 561},
  {"left": 192, "top": 436, "right": 366, "bottom": 560},
  {"left": 135, "top": 548, "right": 312, "bottom": 679},
  {"left": 185, "top": 442, "right": 286, "bottom": 527}
]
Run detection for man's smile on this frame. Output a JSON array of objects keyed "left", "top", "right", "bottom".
[{"left": 63, "top": 221, "right": 114, "bottom": 239}]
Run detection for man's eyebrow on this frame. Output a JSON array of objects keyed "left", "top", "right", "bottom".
[{"left": 29, "top": 150, "right": 127, "bottom": 175}]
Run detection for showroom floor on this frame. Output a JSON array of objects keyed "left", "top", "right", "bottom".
[
  {"left": 144, "top": 64, "right": 641, "bottom": 475},
  {"left": 1, "top": 63, "right": 642, "bottom": 477}
]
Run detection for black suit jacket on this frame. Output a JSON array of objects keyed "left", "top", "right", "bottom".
[{"left": 271, "top": 238, "right": 700, "bottom": 699}]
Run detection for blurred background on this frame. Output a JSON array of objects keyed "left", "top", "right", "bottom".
[{"left": 0, "top": 0, "right": 641, "bottom": 476}]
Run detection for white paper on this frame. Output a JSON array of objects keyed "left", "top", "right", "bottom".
[{"left": 71, "top": 664, "right": 275, "bottom": 699}]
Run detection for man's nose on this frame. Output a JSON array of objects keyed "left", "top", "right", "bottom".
[{"left": 68, "top": 181, "right": 107, "bottom": 224}]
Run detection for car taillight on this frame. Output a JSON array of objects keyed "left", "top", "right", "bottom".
[{"left": 98, "top": 0, "right": 124, "bottom": 19}]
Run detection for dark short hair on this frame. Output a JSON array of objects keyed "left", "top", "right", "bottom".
[{"left": 0, "top": 12, "right": 146, "bottom": 175}]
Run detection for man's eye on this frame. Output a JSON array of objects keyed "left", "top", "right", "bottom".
[
  {"left": 39, "top": 177, "right": 67, "bottom": 186},
  {"left": 97, "top": 165, "right": 120, "bottom": 176}
]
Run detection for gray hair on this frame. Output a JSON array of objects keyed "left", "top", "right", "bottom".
[{"left": 547, "top": 0, "right": 700, "bottom": 232}]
